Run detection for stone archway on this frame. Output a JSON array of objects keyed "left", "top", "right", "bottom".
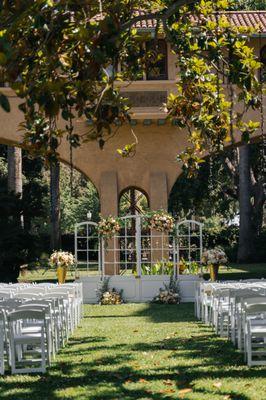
[{"left": 0, "top": 86, "right": 264, "bottom": 218}]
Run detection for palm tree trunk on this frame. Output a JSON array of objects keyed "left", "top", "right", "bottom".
[
  {"left": 237, "top": 144, "right": 254, "bottom": 263},
  {"left": 50, "top": 160, "right": 61, "bottom": 250}
]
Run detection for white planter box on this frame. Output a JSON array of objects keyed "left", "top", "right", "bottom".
[{"left": 77, "top": 275, "right": 202, "bottom": 303}]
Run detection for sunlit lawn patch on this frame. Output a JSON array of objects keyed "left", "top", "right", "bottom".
[{"left": 0, "top": 303, "right": 265, "bottom": 400}]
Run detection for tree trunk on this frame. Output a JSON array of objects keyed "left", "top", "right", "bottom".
[
  {"left": 237, "top": 144, "right": 254, "bottom": 263},
  {"left": 50, "top": 160, "right": 61, "bottom": 250},
  {"left": 7, "top": 146, "right": 22, "bottom": 196},
  {"left": 7, "top": 146, "right": 23, "bottom": 227},
  {"left": 252, "top": 181, "right": 265, "bottom": 236}
]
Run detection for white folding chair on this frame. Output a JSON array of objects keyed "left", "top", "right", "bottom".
[
  {"left": 244, "top": 303, "right": 266, "bottom": 366},
  {"left": 0, "top": 311, "right": 5, "bottom": 375},
  {"left": 48, "top": 292, "right": 73, "bottom": 338},
  {"left": 229, "top": 289, "right": 263, "bottom": 346},
  {"left": 17, "top": 302, "right": 54, "bottom": 363},
  {"left": 41, "top": 294, "right": 65, "bottom": 350},
  {"left": 8, "top": 309, "right": 48, "bottom": 374},
  {"left": 240, "top": 297, "right": 266, "bottom": 351}
]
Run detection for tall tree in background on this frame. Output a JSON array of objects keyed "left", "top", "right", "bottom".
[
  {"left": 237, "top": 145, "right": 254, "bottom": 262},
  {"left": 234, "top": 0, "right": 266, "bottom": 262},
  {"left": 169, "top": 141, "right": 265, "bottom": 262},
  {"left": 7, "top": 146, "right": 23, "bottom": 227},
  {"left": 7, "top": 146, "right": 22, "bottom": 196},
  {"left": 50, "top": 161, "right": 61, "bottom": 251},
  {"left": 0, "top": 146, "right": 28, "bottom": 282}
]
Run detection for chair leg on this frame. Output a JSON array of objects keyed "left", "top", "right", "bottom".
[
  {"left": 246, "top": 332, "right": 252, "bottom": 367},
  {"left": 0, "top": 337, "right": 4, "bottom": 375},
  {"left": 10, "top": 338, "right": 17, "bottom": 375},
  {"left": 41, "top": 335, "right": 46, "bottom": 373}
]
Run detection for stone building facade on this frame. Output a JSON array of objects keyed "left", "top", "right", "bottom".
[{"left": 0, "top": 11, "right": 265, "bottom": 216}]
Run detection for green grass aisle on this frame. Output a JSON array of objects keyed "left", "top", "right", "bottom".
[{"left": 0, "top": 304, "right": 265, "bottom": 400}]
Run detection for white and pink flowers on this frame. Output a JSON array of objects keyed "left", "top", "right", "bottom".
[
  {"left": 49, "top": 251, "right": 75, "bottom": 269},
  {"left": 98, "top": 216, "right": 121, "bottom": 239},
  {"left": 148, "top": 210, "right": 175, "bottom": 233},
  {"left": 202, "top": 247, "right": 228, "bottom": 266}
]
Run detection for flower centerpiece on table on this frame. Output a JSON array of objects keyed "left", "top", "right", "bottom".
[
  {"left": 49, "top": 250, "right": 75, "bottom": 284},
  {"left": 98, "top": 215, "right": 121, "bottom": 240},
  {"left": 201, "top": 247, "right": 228, "bottom": 281},
  {"left": 148, "top": 210, "right": 175, "bottom": 233}
]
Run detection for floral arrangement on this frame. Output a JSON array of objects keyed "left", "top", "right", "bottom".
[
  {"left": 152, "top": 276, "right": 180, "bottom": 304},
  {"left": 201, "top": 247, "right": 228, "bottom": 266},
  {"left": 148, "top": 210, "right": 175, "bottom": 233},
  {"left": 101, "top": 289, "right": 123, "bottom": 305},
  {"left": 96, "top": 277, "right": 123, "bottom": 305},
  {"left": 49, "top": 251, "right": 75, "bottom": 269},
  {"left": 98, "top": 216, "right": 121, "bottom": 239}
]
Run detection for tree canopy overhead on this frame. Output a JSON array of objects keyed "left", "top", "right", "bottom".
[{"left": 0, "top": 0, "right": 263, "bottom": 173}]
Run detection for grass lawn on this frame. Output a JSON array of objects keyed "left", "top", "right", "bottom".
[
  {"left": 0, "top": 303, "right": 265, "bottom": 400},
  {"left": 214, "top": 263, "right": 266, "bottom": 281}
]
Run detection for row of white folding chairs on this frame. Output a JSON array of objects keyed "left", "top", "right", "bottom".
[
  {"left": 195, "top": 280, "right": 266, "bottom": 366},
  {"left": 0, "top": 283, "right": 83, "bottom": 327},
  {"left": 0, "top": 298, "right": 78, "bottom": 374},
  {"left": 195, "top": 281, "right": 266, "bottom": 330},
  {"left": 0, "top": 284, "right": 83, "bottom": 374},
  {"left": 195, "top": 280, "right": 266, "bottom": 323},
  {"left": 215, "top": 290, "right": 266, "bottom": 366}
]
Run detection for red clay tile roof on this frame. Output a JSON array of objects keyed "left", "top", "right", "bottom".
[
  {"left": 225, "top": 11, "right": 266, "bottom": 32},
  {"left": 134, "top": 10, "right": 158, "bottom": 29},
  {"left": 134, "top": 10, "right": 266, "bottom": 33}
]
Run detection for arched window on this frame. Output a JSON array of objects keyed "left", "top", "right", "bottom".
[
  {"left": 119, "top": 187, "right": 149, "bottom": 216},
  {"left": 260, "top": 45, "right": 266, "bottom": 83}
]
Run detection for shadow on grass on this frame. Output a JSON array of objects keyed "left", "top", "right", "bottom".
[
  {"left": 0, "top": 304, "right": 265, "bottom": 400},
  {"left": 0, "top": 363, "right": 254, "bottom": 400},
  {"left": 84, "top": 303, "right": 195, "bottom": 324}
]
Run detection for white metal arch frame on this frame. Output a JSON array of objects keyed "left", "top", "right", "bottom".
[
  {"left": 74, "top": 221, "right": 103, "bottom": 277},
  {"left": 74, "top": 216, "right": 203, "bottom": 277},
  {"left": 175, "top": 219, "right": 203, "bottom": 268}
]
